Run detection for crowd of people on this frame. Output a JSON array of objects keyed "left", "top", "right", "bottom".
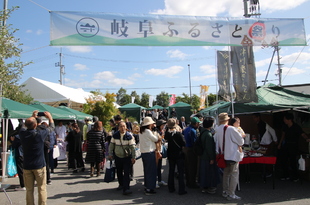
[{"left": 7, "top": 108, "right": 309, "bottom": 204}]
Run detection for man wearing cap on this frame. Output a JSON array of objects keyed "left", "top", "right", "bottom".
[
  {"left": 214, "top": 113, "right": 244, "bottom": 201},
  {"left": 182, "top": 116, "right": 202, "bottom": 188}
]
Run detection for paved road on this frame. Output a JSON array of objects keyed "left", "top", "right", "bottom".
[{"left": 1, "top": 158, "right": 310, "bottom": 205}]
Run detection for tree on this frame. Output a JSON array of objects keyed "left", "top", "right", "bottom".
[
  {"left": 116, "top": 87, "right": 130, "bottom": 106},
  {"left": 0, "top": 7, "right": 33, "bottom": 104},
  {"left": 207, "top": 93, "right": 217, "bottom": 107},
  {"left": 130, "top": 91, "right": 140, "bottom": 104},
  {"left": 140, "top": 92, "right": 150, "bottom": 108},
  {"left": 176, "top": 93, "right": 200, "bottom": 111},
  {"left": 83, "top": 91, "right": 119, "bottom": 129},
  {"left": 155, "top": 91, "right": 169, "bottom": 107}
]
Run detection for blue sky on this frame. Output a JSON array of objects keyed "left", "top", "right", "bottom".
[{"left": 6, "top": 0, "right": 310, "bottom": 98}]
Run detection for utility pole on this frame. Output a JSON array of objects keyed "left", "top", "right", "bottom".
[
  {"left": 188, "top": 64, "right": 192, "bottom": 106},
  {"left": 275, "top": 46, "right": 283, "bottom": 86},
  {"left": 243, "top": 0, "right": 261, "bottom": 18},
  {"left": 55, "top": 48, "right": 65, "bottom": 85}
]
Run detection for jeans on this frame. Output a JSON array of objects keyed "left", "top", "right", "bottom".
[
  {"left": 23, "top": 167, "right": 47, "bottom": 205},
  {"left": 141, "top": 152, "right": 157, "bottom": 190}
]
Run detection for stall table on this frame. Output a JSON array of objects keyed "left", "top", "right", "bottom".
[{"left": 240, "top": 156, "right": 277, "bottom": 189}]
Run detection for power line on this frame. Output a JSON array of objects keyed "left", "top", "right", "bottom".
[{"left": 63, "top": 53, "right": 214, "bottom": 64}]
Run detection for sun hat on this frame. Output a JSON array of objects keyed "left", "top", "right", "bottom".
[
  {"left": 142, "top": 117, "right": 156, "bottom": 126},
  {"left": 167, "top": 118, "right": 177, "bottom": 129},
  {"left": 191, "top": 117, "right": 202, "bottom": 124},
  {"left": 156, "top": 119, "right": 166, "bottom": 127},
  {"left": 218, "top": 112, "right": 230, "bottom": 122}
]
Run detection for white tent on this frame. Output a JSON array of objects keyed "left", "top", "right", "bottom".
[{"left": 21, "top": 77, "right": 119, "bottom": 110}]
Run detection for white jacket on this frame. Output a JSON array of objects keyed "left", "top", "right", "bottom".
[{"left": 215, "top": 124, "right": 244, "bottom": 162}]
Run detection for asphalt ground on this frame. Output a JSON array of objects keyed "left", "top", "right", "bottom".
[{"left": 1, "top": 158, "right": 310, "bottom": 205}]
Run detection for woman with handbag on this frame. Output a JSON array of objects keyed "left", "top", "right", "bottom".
[
  {"left": 139, "top": 117, "right": 159, "bottom": 195},
  {"left": 199, "top": 117, "right": 220, "bottom": 194},
  {"left": 154, "top": 119, "right": 168, "bottom": 188}
]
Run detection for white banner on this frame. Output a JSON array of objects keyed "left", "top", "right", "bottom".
[{"left": 50, "top": 11, "right": 306, "bottom": 46}]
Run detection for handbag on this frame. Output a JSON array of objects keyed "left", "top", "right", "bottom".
[
  {"left": 82, "top": 141, "right": 88, "bottom": 152},
  {"left": 161, "top": 142, "right": 167, "bottom": 158},
  {"left": 135, "top": 145, "right": 141, "bottom": 160},
  {"left": 104, "top": 160, "right": 116, "bottom": 183},
  {"left": 7, "top": 149, "right": 17, "bottom": 177},
  {"left": 216, "top": 125, "right": 228, "bottom": 169}
]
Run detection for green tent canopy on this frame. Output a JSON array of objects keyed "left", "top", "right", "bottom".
[
  {"left": 1, "top": 98, "right": 34, "bottom": 119},
  {"left": 147, "top": 105, "right": 164, "bottom": 110},
  {"left": 119, "top": 103, "right": 146, "bottom": 122},
  {"left": 169, "top": 102, "right": 192, "bottom": 120},
  {"left": 29, "top": 102, "right": 76, "bottom": 120},
  {"left": 56, "top": 106, "right": 92, "bottom": 121},
  {"left": 200, "top": 84, "right": 310, "bottom": 117}
]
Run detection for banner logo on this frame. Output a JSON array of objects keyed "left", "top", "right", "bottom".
[{"left": 76, "top": 17, "right": 99, "bottom": 38}]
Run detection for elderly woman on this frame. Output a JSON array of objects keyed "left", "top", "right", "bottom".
[
  {"left": 199, "top": 117, "right": 220, "bottom": 194},
  {"left": 139, "top": 117, "right": 159, "bottom": 195},
  {"left": 85, "top": 121, "right": 105, "bottom": 177}
]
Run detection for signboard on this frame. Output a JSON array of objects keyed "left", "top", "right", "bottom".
[{"left": 50, "top": 11, "right": 306, "bottom": 46}]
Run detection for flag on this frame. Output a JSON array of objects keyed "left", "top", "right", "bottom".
[
  {"left": 169, "top": 94, "right": 176, "bottom": 106},
  {"left": 199, "top": 85, "right": 209, "bottom": 110},
  {"left": 231, "top": 46, "right": 258, "bottom": 103},
  {"left": 149, "top": 96, "right": 153, "bottom": 107},
  {"left": 217, "top": 51, "right": 231, "bottom": 101}
]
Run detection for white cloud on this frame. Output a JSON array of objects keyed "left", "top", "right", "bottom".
[
  {"left": 152, "top": 0, "right": 307, "bottom": 17},
  {"left": 256, "top": 70, "right": 268, "bottom": 77},
  {"left": 94, "top": 71, "right": 134, "bottom": 86},
  {"left": 281, "top": 66, "right": 306, "bottom": 76},
  {"left": 144, "top": 66, "right": 184, "bottom": 78},
  {"left": 26, "top": 30, "right": 32, "bottom": 33},
  {"left": 65, "top": 46, "right": 92, "bottom": 53},
  {"left": 261, "top": 0, "right": 308, "bottom": 13},
  {"left": 128, "top": 73, "right": 142, "bottom": 81},
  {"left": 74, "top": 63, "right": 89, "bottom": 71},
  {"left": 80, "top": 74, "right": 87, "bottom": 77},
  {"left": 166, "top": 49, "right": 189, "bottom": 60},
  {"left": 281, "top": 52, "right": 310, "bottom": 65},
  {"left": 36, "top": 29, "right": 43, "bottom": 35},
  {"left": 199, "top": 65, "right": 215, "bottom": 74},
  {"left": 192, "top": 74, "right": 216, "bottom": 81}
]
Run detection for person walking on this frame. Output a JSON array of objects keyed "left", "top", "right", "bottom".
[
  {"left": 19, "top": 111, "right": 54, "bottom": 205},
  {"left": 109, "top": 121, "right": 136, "bottom": 195},
  {"left": 214, "top": 113, "right": 244, "bottom": 201}
]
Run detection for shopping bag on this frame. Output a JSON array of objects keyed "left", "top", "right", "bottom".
[
  {"left": 7, "top": 150, "right": 17, "bottom": 177},
  {"left": 161, "top": 143, "right": 168, "bottom": 158},
  {"left": 216, "top": 154, "right": 226, "bottom": 168},
  {"left": 135, "top": 145, "right": 141, "bottom": 160},
  {"left": 104, "top": 160, "right": 115, "bottom": 183},
  {"left": 53, "top": 145, "right": 60, "bottom": 159},
  {"left": 298, "top": 155, "right": 306, "bottom": 171}
]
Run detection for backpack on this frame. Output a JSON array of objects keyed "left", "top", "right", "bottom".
[{"left": 193, "top": 130, "right": 206, "bottom": 156}]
